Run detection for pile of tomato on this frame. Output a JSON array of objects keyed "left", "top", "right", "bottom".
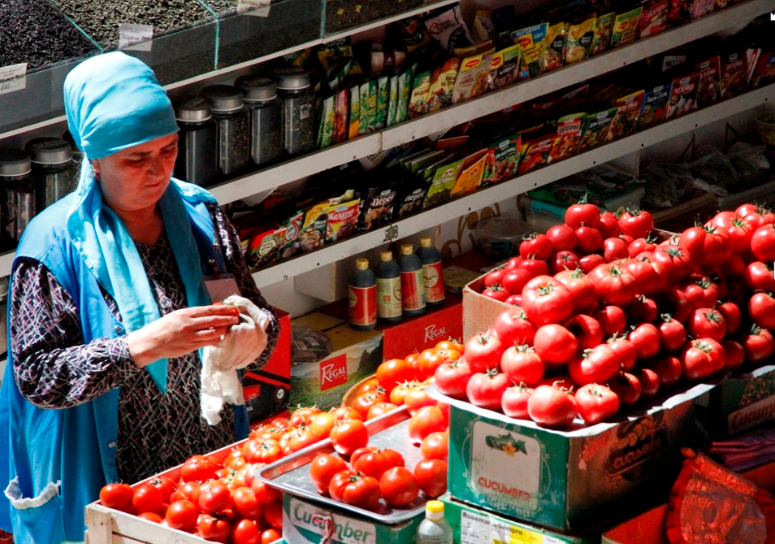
[{"left": 444, "top": 201, "right": 775, "bottom": 428}]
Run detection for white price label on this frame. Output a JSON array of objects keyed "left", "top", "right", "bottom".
[
  {"left": 238, "top": 0, "right": 271, "bottom": 17},
  {"left": 118, "top": 24, "right": 154, "bottom": 51},
  {"left": 0, "top": 63, "right": 27, "bottom": 95}
]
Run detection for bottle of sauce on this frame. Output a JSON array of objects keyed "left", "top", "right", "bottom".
[
  {"left": 398, "top": 244, "right": 426, "bottom": 317},
  {"left": 348, "top": 259, "right": 377, "bottom": 331},
  {"left": 375, "top": 251, "right": 402, "bottom": 323},
  {"left": 416, "top": 237, "right": 445, "bottom": 309}
]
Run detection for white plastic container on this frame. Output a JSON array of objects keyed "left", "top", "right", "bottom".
[{"left": 417, "top": 500, "right": 453, "bottom": 544}]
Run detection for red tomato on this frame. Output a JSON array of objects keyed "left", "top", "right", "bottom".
[
  {"left": 629, "top": 323, "right": 660, "bottom": 360},
  {"left": 619, "top": 209, "right": 654, "bottom": 240},
  {"left": 243, "top": 439, "right": 283, "bottom": 465},
  {"left": 351, "top": 392, "right": 387, "bottom": 420},
  {"left": 722, "top": 340, "right": 745, "bottom": 369},
  {"left": 100, "top": 483, "right": 134, "bottom": 512},
  {"left": 367, "top": 402, "right": 397, "bottom": 420},
  {"left": 603, "top": 237, "right": 629, "bottom": 262},
  {"left": 281, "top": 427, "right": 323, "bottom": 455},
  {"left": 594, "top": 306, "right": 627, "bottom": 337},
  {"left": 413, "top": 459, "right": 448, "bottom": 498},
  {"left": 661, "top": 286, "right": 693, "bottom": 324},
  {"left": 231, "top": 519, "right": 260, "bottom": 544},
  {"left": 198, "top": 481, "right": 231, "bottom": 515},
  {"left": 133, "top": 483, "right": 164, "bottom": 515},
  {"left": 599, "top": 211, "right": 622, "bottom": 239},
  {"left": 418, "top": 348, "right": 452, "bottom": 380},
  {"left": 717, "top": 301, "right": 741, "bottom": 335},
  {"left": 533, "top": 324, "right": 578, "bottom": 364},
  {"left": 466, "top": 369, "right": 509, "bottom": 410},
  {"left": 568, "top": 344, "right": 619, "bottom": 386},
  {"left": 579, "top": 253, "right": 606, "bottom": 274},
  {"left": 231, "top": 487, "right": 263, "bottom": 520},
  {"left": 688, "top": 308, "right": 727, "bottom": 342},
  {"left": 554, "top": 268, "right": 597, "bottom": 314},
  {"left": 624, "top": 259, "right": 664, "bottom": 296},
  {"left": 376, "top": 359, "right": 413, "bottom": 391},
  {"left": 741, "top": 325, "right": 775, "bottom": 364},
  {"left": 505, "top": 294, "right": 523, "bottom": 306},
  {"left": 483, "top": 268, "right": 506, "bottom": 288},
  {"left": 588, "top": 263, "right": 636, "bottom": 306},
  {"left": 177, "top": 481, "right": 201, "bottom": 505},
  {"left": 492, "top": 308, "right": 536, "bottom": 347},
  {"left": 329, "top": 471, "right": 381, "bottom": 510},
  {"left": 546, "top": 224, "right": 578, "bottom": 251},
  {"left": 715, "top": 214, "right": 755, "bottom": 255},
  {"left": 434, "top": 358, "right": 473, "bottom": 399},
  {"left": 330, "top": 419, "right": 369, "bottom": 456},
  {"left": 199, "top": 515, "right": 232, "bottom": 543},
  {"left": 379, "top": 467, "right": 419, "bottom": 507},
  {"left": 521, "top": 275, "right": 574, "bottom": 325},
  {"left": 309, "top": 412, "right": 336, "bottom": 439},
  {"left": 482, "top": 285, "right": 510, "bottom": 302},
  {"left": 751, "top": 223, "right": 775, "bottom": 262},
  {"left": 181, "top": 455, "right": 220, "bottom": 483},
  {"left": 635, "top": 368, "right": 661, "bottom": 400},
  {"left": 652, "top": 243, "right": 693, "bottom": 283},
  {"left": 403, "top": 388, "right": 435, "bottom": 416},
  {"left": 565, "top": 314, "right": 603, "bottom": 351},
  {"left": 682, "top": 274, "right": 719, "bottom": 310},
  {"left": 607, "top": 371, "right": 641, "bottom": 407},
  {"left": 565, "top": 199, "right": 601, "bottom": 230},
  {"left": 501, "top": 268, "right": 533, "bottom": 295},
  {"left": 737, "top": 203, "right": 770, "bottom": 229},
  {"left": 518, "top": 258, "right": 550, "bottom": 277},
  {"left": 500, "top": 344, "right": 544, "bottom": 385},
  {"left": 501, "top": 385, "right": 533, "bottom": 419},
  {"left": 408, "top": 406, "right": 448, "bottom": 443},
  {"left": 659, "top": 314, "right": 687, "bottom": 352},
  {"left": 627, "top": 296, "right": 658, "bottom": 325},
  {"left": 607, "top": 333, "right": 637, "bottom": 371},
  {"left": 289, "top": 406, "right": 321, "bottom": 427},
  {"left": 749, "top": 292, "right": 775, "bottom": 330},
  {"left": 575, "top": 225, "right": 603, "bottom": 254},
  {"left": 420, "top": 432, "right": 449, "bottom": 461},
  {"left": 505, "top": 256, "right": 525, "bottom": 270},
  {"left": 465, "top": 332, "right": 505, "bottom": 373},
  {"left": 149, "top": 476, "right": 176, "bottom": 504},
  {"left": 550, "top": 250, "right": 582, "bottom": 275},
  {"left": 138, "top": 512, "right": 163, "bottom": 524},
  {"left": 681, "top": 339, "right": 723, "bottom": 380},
  {"left": 679, "top": 225, "right": 706, "bottom": 258},
  {"left": 700, "top": 224, "right": 732, "bottom": 268},
  {"left": 352, "top": 448, "right": 402, "bottom": 480},
  {"left": 520, "top": 233, "right": 554, "bottom": 260},
  {"left": 260, "top": 528, "right": 281, "bottom": 544},
  {"left": 263, "top": 500, "right": 283, "bottom": 530},
  {"left": 575, "top": 384, "right": 619, "bottom": 424},
  {"left": 628, "top": 236, "right": 658, "bottom": 257},
  {"left": 647, "top": 355, "right": 683, "bottom": 389},
  {"left": 527, "top": 385, "right": 578, "bottom": 428},
  {"left": 744, "top": 261, "right": 775, "bottom": 292},
  {"left": 330, "top": 406, "right": 363, "bottom": 422},
  {"left": 251, "top": 480, "right": 282, "bottom": 505}
]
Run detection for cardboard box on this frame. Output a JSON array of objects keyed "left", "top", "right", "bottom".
[
  {"left": 434, "top": 383, "right": 712, "bottom": 532},
  {"left": 290, "top": 313, "right": 383, "bottom": 410},
  {"left": 702, "top": 364, "right": 775, "bottom": 439},
  {"left": 243, "top": 307, "right": 292, "bottom": 424},
  {"left": 463, "top": 271, "right": 512, "bottom": 341},
  {"left": 319, "top": 294, "right": 463, "bottom": 361},
  {"left": 282, "top": 494, "right": 422, "bottom": 544},
  {"left": 439, "top": 494, "right": 600, "bottom": 544}
]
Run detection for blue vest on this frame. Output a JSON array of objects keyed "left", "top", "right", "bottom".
[{"left": 0, "top": 192, "right": 249, "bottom": 544}]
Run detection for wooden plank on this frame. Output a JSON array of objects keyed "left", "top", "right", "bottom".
[{"left": 84, "top": 503, "right": 114, "bottom": 544}]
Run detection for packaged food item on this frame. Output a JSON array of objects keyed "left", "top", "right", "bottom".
[
  {"left": 423, "top": 4, "right": 473, "bottom": 53},
  {"left": 396, "top": 184, "right": 428, "bottom": 218},
  {"left": 332, "top": 88, "right": 349, "bottom": 144},
  {"left": 453, "top": 40, "right": 495, "bottom": 59},
  {"left": 357, "top": 185, "right": 398, "bottom": 231},
  {"left": 317, "top": 94, "right": 335, "bottom": 149},
  {"left": 300, "top": 191, "right": 354, "bottom": 252},
  {"left": 278, "top": 210, "right": 304, "bottom": 260},
  {"left": 325, "top": 199, "right": 360, "bottom": 243},
  {"left": 578, "top": 106, "right": 619, "bottom": 151},
  {"left": 691, "top": 0, "right": 714, "bottom": 18},
  {"left": 720, "top": 51, "right": 749, "bottom": 98},
  {"left": 348, "top": 259, "right": 377, "bottom": 331},
  {"left": 565, "top": 15, "right": 596, "bottom": 64},
  {"left": 611, "top": 6, "right": 642, "bottom": 48},
  {"left": 423, "top": 157, "right": 464, "bottom": 208},
  {"left": 408, "top": 70, "right": 432, "bottom": 117},
  {"left": 482, "top": 133, "right": 521, "bottom": 185},
  {"left": 348, "top": 85, "right": 360, "bottom": 139},
  {"left": 391, "top": 16, "right": 432, "bottom": 53},
  {"left": 637, "top": 82, "right": 672, "bottom": 129},
  {"left": 374, "top": 76, "right": 389, "bottom": 130},
  {"left": 667, "top": 72, "right": 700, "bottom": 119},
  {"left": 668, "top": 0, "right": 692, "bottom": 26},
  {"left": 608, "top": 90, "right": 645, "bottom": 140},
  {"left": 247, "top": 229, "right": 279, "bottom": 270},
  {"left": 396, "top": 68, "right": 413, "bottom": 124},
  {"left": 544, "top": 22, "right": 566, "bottom": 72},
  {"left": 452, "top": 48, "right": 496, "bottom": 104},
  {"left": 511, "top": 23, "right": 549, "bottom": 80},
  {"left": 519, "top": 133, "right": 559, "bottom": 174},
  {"left": 488, "top": 44, "right": 522, "bottom": 90},
  {"left": 474, "top": 10, "right": 496, "bottom": 43},
  {"left": 427, "top": 58, "right": 461, "bottom": 112},
  {"left": 405, "top": 149, "right": 447, "bottom": 174},
  {"left": 593, "top": 12, "right": 615, "bottom": 54},
  {"left": 640, "top": 0, "right": 669, "bottom": 37},
  {"left": 386, "top": 75, "right": 399, "bottom": 127},
  {"left": 751, "top": 50, "right": 775, "bottom": 88},
  {"left": 550, "top": 113, "right": 584, "bottom": 160},
  {"left": 451, "top": 152, "right": 487, "bottom": 196},
  {"left": 359, "top": 80, "right": 377, "bottom": 134},
  {"left": 695, "top": 56, "right": 721, "bottom": 108}
]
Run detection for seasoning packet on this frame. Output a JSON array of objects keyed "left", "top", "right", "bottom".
[
  {"left": 396, "top": 184, "right": 428, "bottom": 219},
  {"left": 390, "top": 16, "right": 432, "bottom": 53},
  {"left": 452, "top": 48, "right": 495, "bottom": 104},
  {"left": 325, "top": 199, "right": 360, "bottom": 243},
  {"left": 695, "top": 56, "right": 721, "bottom": 108},
  {"left": 666, "top": 72, "right": 700, "bottom": 119},
  {"left": 474, "top": 10, "right": 496, "bottom": 44},
  {"left": 374, "top": 76, "right": 389, "bottom": 130},
  {"left": 359, "top": 80, "right": 377, "bottom": 134},
  {"left": 247, "top": 229, "right": 279, "bottom": 270},
  {"left": 511, "top": 23, "right": 549, "bottom": 80},
  {"left": 423, "top": 158, "right": 465, "bottom": 209},
  {"left": 317, "top": 95, "right": 335, "bottom": 149},
  {"left": 482, "top": 133, "right": 521, "bottom": 185},
  {"left": 668, "top": 0, "right": 692, "bottom": 26},
  {"left": 751, "top": 50, "right": 775, "bottom": 88},
  {"left": 300, "top": 190, "right": 354, "bottom": 251},
  {"left": 578, "top": 107, "right": 619, "bottom": 151},
  {"left": 278, "top": 210, "right": 304, "bottom": 260},
  {"left": 405, "top": 150, "right": 447, "bottom": 173},
  {"left": 640, "top": 0, "right": 669, "bottom": 38},
  {"left": 550, "top": 113, "right": 584, "bottom": 161},
  {"left": 427, "top": 58, "right": 461, "bottom": 112},
  {"left": 357, "top": 185, "right": 398, "bottom": 230},
  {"left": 423, "top": 4, "right": 474, "bottom": 53},
  {"left": 637, "top": 83, "right": 672, "bottom": 129},
  {"left": 544, "top": 22, "right": 566, "bottom": 72},
  {"left": 721, "top": 51, "right": 749, "bottom": 98},
  {"left": 332, "top": 88, "right": 349, "bottom": 145},
  {"left": 451, "top": 152, "right": 488, "bottom": 197},
  {"left": 691, "top": 0, "right": 714, "bottom": 18},
  {"left": 519, "top": 133, "right": 560, "bottom": 174},
  {"left": 348, "top": 85, "right": 360, "bottom": 139},
  {"left": 453, "top": 40, "right": 495, "bottom": 59},
  {"left": 608, "top": 90, "right": 645, "bottom": 141},
  {"left": 421, "top": 154, "right": 454, "bottom": 181},
  {"left": 593, "top": 12, "right": 615, "bottom": 54},
  {"left": 612, "top": 7, "right": 642, "bottom": 49},
  {"left": 408, "top": 70, "right": 432, "bottom": 118},
  {"left": 387, "top": 75, "right": 399, "bottom": 127},
  {"left": 565, "top": 15, "right": 596, "bottom": 64},
  {"left": 488, "top": 44, "right": 522, "bottom": 91}
]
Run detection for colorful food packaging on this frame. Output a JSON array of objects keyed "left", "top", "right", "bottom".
[
  {"left": 565, "top": 15, "right": 596, "bottom": 64},
  {"left": 357, "top": 185, "right": 398, "bottom": 231},
  {"left": 375, "top": 76, "right": 389, "bottom": 130},
  {"left": 593, "top": 12, "right": 615, "bottom": 54},
  {"left": 386, "top": 75, "right": 399, "bottom": 127},
  {"left": 423, "top": 158, "right": 465, "bottom": 209},
  {"left": 666, "top": 72, "right": 700, "bottom": 119},
  {"left": 511, "top": 23, "right": 549, "bottom": 80},
  {"left": 278, "top": 210, "right": 304, "bottom": 260},
  {"left": 637, "top": 82, "right": 672, "bottom": 129},
  {"left": 427, "top": 58, "right": 461, "bottom": 112},
  {"left": 695, "top": 56, "right": 722, "bottom": 108},
  {"left": 691, "top": 0, "right": 714, "bottom": 19},
  {"left": 474, "top": 10, "right": 496, "bottom": 44},
  {"left": 397, "top": 68, "right": 413, "bottom": 124},
  {"left": 519, "top": 132, "right": 560, "bottom": 174},
  {"left": 640, "top": 0, "right": 669, "bottom": 37},
  {"left": 247, "top": 229, "right": 279, "bottom": 270},
  {"left": 578, "top": 106, "right": 619, "bottom": 151},
  {"left": 423, "top": 4, "right": 474, "bottom": 53},
  {"left": 544, "top": 22, "right": 566, "bottom": 72},
  {"left": 452, "top": 48, "right": 496, "bottom": 104},
  {"left": 451, "top": 150, "right": 488, "bottom": 196},
  {"left": 348, "top": 85, "right": 360, "bottom": 139},
  {"left": 408, "top": 70, "right": 432, "bottom": 118},
  {"left": 395, "top": 185, "right": 428, "bottom": 218},
  {"left": 668, "top": 0, "right": 692, "bottom": 26},
  {"left": 391, "top": 16, "right": 432, "bottom": 53},
  {"left": 751, "top": 50, "right": 775, "bottom": 88},
  {"left": 550, "top": 113, "right": 584, "bottom": 161},
  {"left": 611, "top": 6, "right": 642, "bottom": 48},
  {"left": 359, "top": 80, "right": 377, "bottom": 134},
  {"left": 608, "top": 90, "right": 645, "bottom": 141},
  {"left": 325, "top": 199, "right": 360, "bottom": 243},
  {"left": 317, "top": 95, "right": 335, "bottom": 149},
  {"left": 489, "top": 44, "right": 522, "bottom": 90},
  {"left": 482, "top": 133, "right": 521, "bottom": 185},
  {"left": 721, "top": 51, "right": 749, "bottom": 98},
  {"left": 332, "top": 88, "right": 349, "bottom": 144}
]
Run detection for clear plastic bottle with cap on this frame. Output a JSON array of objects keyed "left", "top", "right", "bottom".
[
  {"left": 200, "top": 85, "right": 251, "bottom": 180},
  {"left": 416, "top": 237, "right": 445, "bottom": 309},
  {"left": 173, "top": 96, "right": 217, "bottom": 187},
  {"left": 0, "top": 148, "right": 34, "bottom": 246},
  {"left": 273, "top": 67, "right": 316, "bottom": 158},
  {"left": 348, "top": 258, "right": 377, "bottom": 331},
  {"left": 398, "top": 243, "right": 426, "bottom": 317},
  {"left": 26, "top": 137, "right": 77, "bottom": 213},
  {"left": 416, "top": 500, "right": 453, "bottom": 544},
  {"left": 236, "top": 76, "right": 283, "bottom": 169},
  {"left": 375, "top": 250, "right": 402, "bottom": 324}
]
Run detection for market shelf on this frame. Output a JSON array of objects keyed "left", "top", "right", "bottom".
[{"left": 250, "top": 82, "right": 775, "bottom": 288}]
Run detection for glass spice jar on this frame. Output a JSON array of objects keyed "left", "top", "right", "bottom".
[
  {"left": 236, "top": 76, "right": 282, "bottom": 169},
  {"left": 0, "top": 148, "right": 34, "bottom": 245},
  {"left": 273, "top": 67, "right": 315, "bottom": 158},
  {"left": 27, "top": 138, "right": 77, "bottom": 213},
  {"left": 200, "top": 85, "right": 250, "bottom": 180},
  {"left": 173, "top": 96, "right": 218, "bottom": 187}
]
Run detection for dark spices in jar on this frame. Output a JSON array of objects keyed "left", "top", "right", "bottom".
[
  {"left": 200, "top": 85, "right": 251, "bottom": 180},
  {"left": 173, "top": 96, "right": 218, "bottom": 187},
  {"left": 236, "top": 76, "right": 282, "bottom": 169},
  {"left": 0, "top": 149, "right": 34, "bottom": 245},
  {"left": 27, "top": 138, "right": 77, "bottom": 213},
  {"left": 273, "top": 67, "right": 316, "bottom": 158}
]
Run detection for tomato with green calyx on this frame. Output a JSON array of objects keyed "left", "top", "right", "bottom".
[
  {"left": 492, "top": 308, "right": 536, "bottom": 348},
  {"left": 659, "top": 314, "right": 686, "bottom": 352},
  {"left": 379, "top": 467, "right": 419, "bottom": 507},
  {"left": 589, "top": 263, "right": 636, "bottom": 306},
  {"left": 482, "top": 284, "right": 510, "bottom": 302},
  {"left": 198, "top": 514, "right": 232, "bottom": 543},
  {"left": 484, "top": 268, "right": 506, "bottom": 288},
  {"left": 352, "top": 447, "right": 403, "bottom": 480},
  {"left": 688, "top": 308, "right": 727, "bottom": 342},
  {"left": 198, "top": 480, "right": 231, "bottom": 515},
  {"left": 466, "top": 369, "right": 509, "bottom": 411},
  {"left": 607, "top": 371, "right": 641, "bottom": 407},
  {"left": 576, "top": 383, "right": 619, "bottom": 424},
  {"left": 619, "top": 209, "right": 654, "bottom": 240},
  {"left": 554, "top": 268, "right": 597, "bottom": 314},
  {"left": 533, "top": 324, "right": 578, "bottom": 364},
  {"left": 500, "top": 344, "right": 544, "bottom": 385},
  {"left": 501, "top": 384, "right": 533, "bottom": 419},
  {"left": 521, "top": 275, "right": 574, "bottom": 326},
  {"left": 628, "top": 234, "right": 658, "bottom": 258},
  {"left": 329, "top": 419, "right": 369, "bottom": 456},
  {"left": 464, "top": 333, "right": 504, "bottom": 373},
  {"left": 434, "top": 359, "right": 472, "bottom": 399},
  {"left": 527, "top": 385, "right": 578, "bottom": 428},
  {"left": 682, "top": 274, "right": 719, "bottom": 310},
  {"left": 550, "top": 250, "right": 581, "bottom": 275},
  {"left": 520, "top": 232, "right": 554, "bottom": 260},
  {"left": 568, "top": 345, "right": 619, "bottom": 386},
  {"left": 328, "top": 471, "right": 381, "bottom": 511},
  {"left": 681, "top": 339, "right": 724, "bottom": 380},
  {"left": 565, "top": 195, "right": 601, "bottom": 230},
  {"left": 376, "top": 358, "right": 413, "bottom": 391},
  {"left": 741, "top": 325, "right": 775, "bottom": 364},
  {"left": 181, "top": 455, "right": 219, "bottom": 483}
]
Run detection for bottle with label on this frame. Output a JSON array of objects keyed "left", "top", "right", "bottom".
[
  {"left": 375, "top": 251, "right": 402, "bottom": 324},
  {"left": 416, "top": 237, "right": 445, "bottom": 309},
  {"left": 398, "top": 244, "right": 426, "bottom": 317},
  {"left": 416, "top": 500, "right": 453, "bottom": 544},
  {"left": 348, "top": 259, "right": 377, "bottom": 331}
]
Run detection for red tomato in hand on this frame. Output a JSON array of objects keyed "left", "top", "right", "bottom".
[
  {"left": 330, "top": 419, "right": 369, "bottom": 456},
  {"left": 434, "top": 358, "right": 473, "bottom": 399},
  {"left": 521, "top": 275, "right": 574, "bottom": 325},
  {"left": 100, "top": 483, "right": 134, "bottom": 512},
  {"left": 588, "top": 263, "right": 636, "bottom": 306},
  {"left": 379, "top": 467, "right": 419, "bottom": 507},
  {"left": 533, "top": 324, "right": 578, "bottom": 364},
  {"left": 501, "top": 385, "right": 533, "bottom": 419},
  {"left": 501, "top": 344, "right": 544, "bottom": 385},
  {"left": 619, "top": 209, "right": 654, "bottom": 240},
  {"left": 527, "top": 385, "right": 578, "bottom": 428},
  {"left": 576, "top": 383, "right": 619, "bottom": 424},
  {"left": 413, "top": 459, "right": 448, "bottom": 498},
  {"left": 520, "top": 233, "right": 554, "bottom": 260},
  {"left": 464, "top": 333, "right": 504, "bottom": 373},
  {"left": 546, "top": 224, "right": 578, "bottom": 251},
  {"left": 565, "top": 314, "right": 603, "bottom": 351},
  {"left": 466, "top": 369, "right": 509, "bottom": 411},
  {"left": 568, "top": 344, "right": 619, "bottom": 386},
  {"left": 309, "top": 453, "right": 349, "bottom": 494}
]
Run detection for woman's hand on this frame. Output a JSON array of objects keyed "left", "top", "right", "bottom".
[{"left": 126, "top": 305, "right": 240, "bottom": 368}]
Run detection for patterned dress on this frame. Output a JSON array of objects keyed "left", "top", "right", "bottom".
[{"left": 10, "top": 203, "right": 278, "bottom": 485}]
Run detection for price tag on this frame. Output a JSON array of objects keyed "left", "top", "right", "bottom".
[
  {"left": 0, "top": 63, "right": 27, "bottom": 96},
  {"left": 237, "top": 0, "right": 271, "bottom": 17},
  {"left": 119, "top": 24, "right": 154, "bottom": 51}
]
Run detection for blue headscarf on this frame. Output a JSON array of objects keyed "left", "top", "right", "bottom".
[{"left": 64, "top": 52, "right": 215, "bottom": 394}]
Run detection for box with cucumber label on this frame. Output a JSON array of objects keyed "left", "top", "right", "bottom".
[{"left": 703, "top": 364, "right": 775, "bottom": 439}]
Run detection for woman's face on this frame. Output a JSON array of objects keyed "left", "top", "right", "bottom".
[{"left": 91, "top": 133, "right": 179, "bottom": 214}]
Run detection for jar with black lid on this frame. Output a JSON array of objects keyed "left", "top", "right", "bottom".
[
  {"left": 0, "top": 148, "right": 34, "bottom": 245},
  {"left": 173, "top": 96, "right": 218, "bottom": 187},
  {"left": 236, "top": 76, "right": 282, "bottom": 169},
  {"left": 200, "top": 85, "right": 250, "bottom": 180},
  {"left": 273, "top": 67, "right": 315, "bottom": 158},
  {"left": 27, "top": 138, "right": 77, "bottom": 213}
]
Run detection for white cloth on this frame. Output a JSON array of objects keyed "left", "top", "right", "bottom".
[{"left": 201, "top": 295, "right": 270, "bottom": 425}]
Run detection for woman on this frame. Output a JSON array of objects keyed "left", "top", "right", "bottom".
[{"left": 0, "top": 52, "right": 278, "bottom": 544}]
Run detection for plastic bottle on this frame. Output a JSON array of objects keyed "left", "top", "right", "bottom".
[
  {"left": 416, "top": 500, "right": 453, "bottom": 544},
  {"left": 375, "top": 251, "right": 402, "bottom": 324},
  {"left": 416, "top": 237, "right": 445, "bottom": 309},
  {"left": 398, "top": 244, "right": 426, "bottom": 317},
  {"left": 348, "top": 259, "right": 377, "bottom": 331}
]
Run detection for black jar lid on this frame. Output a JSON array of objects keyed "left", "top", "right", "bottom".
[
  {"left": 27, "top": 138, "right": 73, "bottom": 165},
  {"left": 272, "top": 67, "right": 311, "bottom": 91},
  {"left": 0, "top": 148, "right": 32, "bottom": 177},
  {"left": 200, "top": 85, "right": 245, "bottom": 114},
  {"left": 174, "top": 96, "right": 213, "bottom": 123},
  {"left": 236, "top": 76, "right": 278, "bottom": 103}
]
